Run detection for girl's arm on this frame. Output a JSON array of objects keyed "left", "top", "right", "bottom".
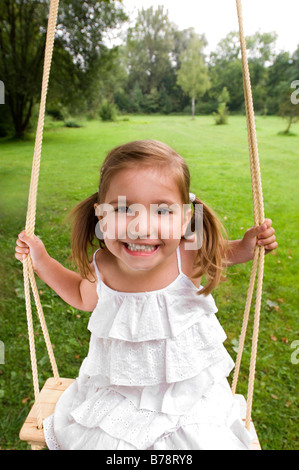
[
  {"left": 15, "top": 231, "right": 98, "bottom": 312},
  {"left": 226, "top": 219, "right": 277, "bottom": 266}
]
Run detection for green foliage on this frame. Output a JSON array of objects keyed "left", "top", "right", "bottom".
[
  {"left": 0, "top": 104, "right": 14, "bottom": 138},
  {"left": 129, "top": 82, "right": 144, "bottom": 113},
  {"left": 1, "top": 3, "right": 298, "bottom": 132},
  {"left": 46, "top": 106, "right": 65, "bottom": 122},
  {"left": 98, "top": 100, "right": 118, "bottom": 122},
  {"left": 64, "top": 120, "right": 82, "bottom": 128},
  {"left": 278, "top": 84, "right": 299, "bottom": 135},
  {"left": 177, "top": 36, "right": 211, "bottom": 118},
  {"left": 213, "top": 87, "right": 230, "bottom": 125},
  {"left": 0, "top": 1, "right": 49, "bottom": 138},
  {"left": 214, "top": 102, "right": 229, "bottom": 125},
  {"left": 126, "top": 6, "right": 174, "bottom": 95},
  {"left": 177, "top": 37, "right": 210, "bottom": 98},
  {"left": 0, "top": 0, "right": 128, "bottom": 137}
]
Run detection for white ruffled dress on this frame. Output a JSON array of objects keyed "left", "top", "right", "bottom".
[{"left": 43, "top": 247, "right": 253, "bottom": 450}]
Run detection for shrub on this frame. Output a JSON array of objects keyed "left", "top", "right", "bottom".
[
  {"left": 213, "top": 87, "right": 230, "bottom": 125},
  {"left": 99, "top": 100, "right": 118, "bottom": 122},
  {"left": 213, "top": 102, "right": 229, "bottom": 125},
  {"left": 64, "top": 120, "right": 82, "bottom": 128},
  {"left": 46, "top": 106, "right": 65, "bottom": 121}
]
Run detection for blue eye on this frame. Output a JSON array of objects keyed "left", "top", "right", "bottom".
[
  {"left": 156, "top": 207, "right": 171, "bottom": 215},
  {"left": 116, "top": 206, "right": 132, "bottom": 214}
]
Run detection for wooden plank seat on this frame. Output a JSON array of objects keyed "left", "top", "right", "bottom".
[
  {"left": 235, "top": 394, "right": 261, "bottom": 450},
  {"left": 19, "top": 378, "right": 261, "bottom": 450},
  {"left": 19, "top": 377, "right": 75, "bottom": 450}
]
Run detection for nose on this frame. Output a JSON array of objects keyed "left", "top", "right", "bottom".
[{"left": 127, "top": 205, "right": 157, "bottom": 240}]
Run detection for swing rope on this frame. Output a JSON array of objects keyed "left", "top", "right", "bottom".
[
  {"left": 231, "top": 0, "right": 265, "bottom": 431},
  {"left": 21, "top": 0, "right": 265, "bottom": 435},
  {"left": 22, "top": 0, "right": 60, "bottom": 430}
]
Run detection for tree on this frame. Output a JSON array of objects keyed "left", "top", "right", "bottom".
[
  {"left": 125, "top": 6, "right": 175, "bottom": 111},
  {"left": 0, "top": 1, "right": 49, "bottom": 138},
  {"left": 172, "top": 27, "right": 207, "bottom": 71},
  {"left": 278, "top": 84, "right": 299, "bottom": 135},
  {"left": 208, "top": 32, "right": 243, "bottom": 113},
  {"left": 246, "top": 32, "right": 278, "bottom": 113},
  {"left": 290, "top": 45, "right": 299, "bottom": 82},
  {"left": 213, "top": 87, "right": 230, "bottom": 125},
  {"left": 209, "top": 31, "right": 241, "bottom": 65},
  {"left": 266, "top": 52, "right": 292, "bottom": 114},
  {"left": 177, "top": 36, "right": 210, "bottom": 118},
  {"left": 0, "top": 0, "right": 127, "bottom": 138}
]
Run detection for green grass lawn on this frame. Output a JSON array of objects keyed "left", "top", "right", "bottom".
[{"left": 0, "top": 115, "right": 298, "bottom": 450}]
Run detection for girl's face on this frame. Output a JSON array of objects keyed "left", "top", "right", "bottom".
[{"left": 95, "top": 166, "right": 192, "bottom": 273}]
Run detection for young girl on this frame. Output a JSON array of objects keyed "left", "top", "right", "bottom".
[{"left": 15, "top": 140, "right": 277, "bottom": 450}]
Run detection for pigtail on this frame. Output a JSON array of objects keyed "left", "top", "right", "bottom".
[
  {"left": 68, "top": 192, "right": 99, "bottom": 280},
  {"left": 191, "top": 197, "right": 228, "bottom": 296}
]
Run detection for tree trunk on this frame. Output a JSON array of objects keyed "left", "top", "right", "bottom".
[
  {"left": 191, "top": 96, "right": 195, "bottom": 119},
  {"left": 9, "top": 96, "right": 25, "bottom": 139},
  {"left": 284, "top": 116, "right": 293, "bottom": 135}
]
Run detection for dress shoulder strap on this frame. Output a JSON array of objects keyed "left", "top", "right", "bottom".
[
  {"left": 93, "top": 248, "right": 102, "bottom": 281},
  {"left": 176, "top": 245, "right": 182, "bottom": 274}
]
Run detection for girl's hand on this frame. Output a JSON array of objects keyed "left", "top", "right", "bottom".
[
  {"left": 15, "top": 231, "right": 49, "bottom": 271},
  {"left": 242, "top": 218, "right": 278, "bottom": 257}
]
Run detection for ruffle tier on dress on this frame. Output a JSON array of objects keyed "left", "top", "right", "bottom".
[{"left": 43, "top": 248, "right": 254, "bottom": 450}]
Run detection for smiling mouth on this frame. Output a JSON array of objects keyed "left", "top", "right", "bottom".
[{"left": 123, "top": 242, "right": 160, "bottom": 255}]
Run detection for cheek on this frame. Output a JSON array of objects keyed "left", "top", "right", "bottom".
[
  {"left": 100, "top": 214, "right": 127, "bottom": 240},
  {"left": 158, "top": 214, "right": 183, "bottom": 240},
  {"left": 116, "top": 215, "right": 128, "bottom": 239},
  {"left": 100, "top": 214, "right": 113, "bottom": 239}
]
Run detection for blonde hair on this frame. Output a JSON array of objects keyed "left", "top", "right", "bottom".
[{"left": 69, "top": 140, "right": 227, "bottom": 295}]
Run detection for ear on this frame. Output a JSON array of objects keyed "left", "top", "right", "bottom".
[
  {"left": 94, "top": 203, "right": 100, "bottom": 220},
  {"left": 181, "top": 205, "right": 193, "bottom": 237}
]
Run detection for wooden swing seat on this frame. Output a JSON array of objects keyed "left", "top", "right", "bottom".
[
  {"left": 19, "top": 377, "right": 261, "bottom": 450},
  {"left": 236, "top": 394, "right": 261, "bottom": 450},
  {"left": 19, "top": 377, "right": 74, "bottom": 450}
]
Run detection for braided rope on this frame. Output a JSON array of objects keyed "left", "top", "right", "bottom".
[
  {"left": 25, "top": 0, "right": 60, "bottom": 237},
  {"left": 231, "top": 249, "right": 259, "bottom": 395},
  {"left": 233, "top": 0, "right": 266, "bottom": 431},
  {"left": 23, "top": 258, "right": 43, "bottom": 430},
  {"left": 23, "top": 0, "right": 60, "bottom": 430}
]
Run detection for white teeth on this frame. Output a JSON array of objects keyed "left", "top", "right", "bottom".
[{"left": 126, "top": 243, "right": 157, "bottom": 252}]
